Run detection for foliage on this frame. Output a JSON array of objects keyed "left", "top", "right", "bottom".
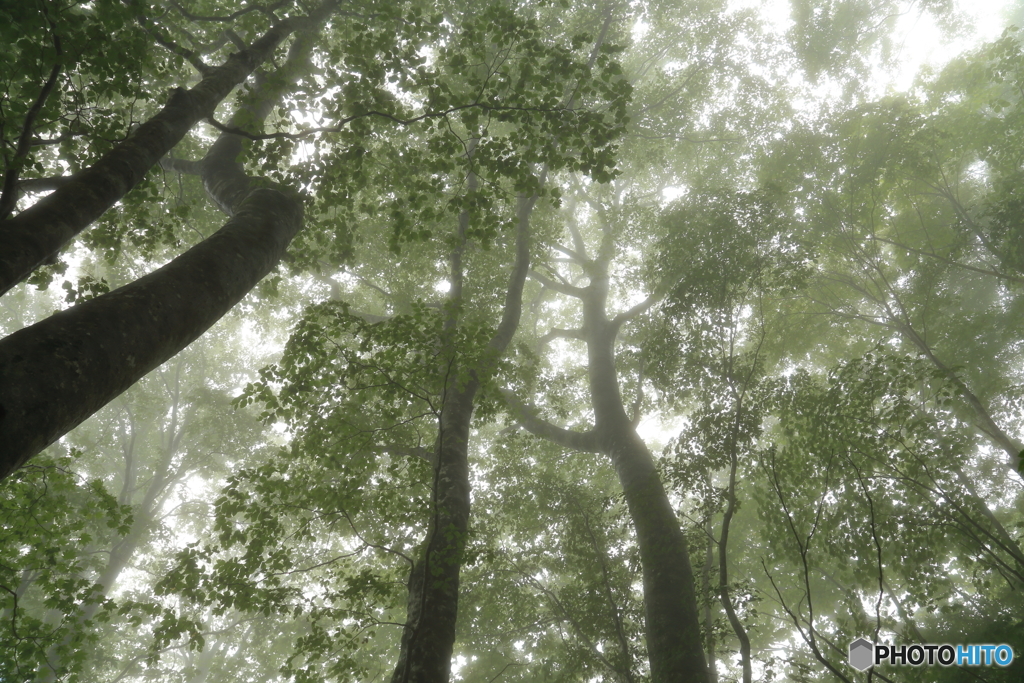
[
  {"left": 4, "top": 0, "right": 1024, "bottom": 682},
  {"left": 0, "top": 451, "right": 131, "bottom": 681}
]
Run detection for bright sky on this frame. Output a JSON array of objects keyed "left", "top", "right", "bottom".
[
  {"left": 657, "top": 0, "right": 1017, "bottom": 205},
  {"left": 882, "top": 0, "right": 1014, "bottom": 90},
  {"left": 744, "top": 0, "right": 1018, "bottom": 92}
]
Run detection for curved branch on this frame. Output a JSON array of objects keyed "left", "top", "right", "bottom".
[
  {"left": 537, "top": 326, "right": 586, "bottom": 349},
  {"left": 551, "top": 242, "right": 587, "bottom": 264},
  {"left": 159, "top": 156, "right": 203, "bottom": 175},
  {"left": 611, "top": 292, "right": 659, "bottom": 331},
  {"left": 0, "top": 4, "right": 330, "bottom": 295},
  {"left": 137, "top": 16, "right": 212, "bottom": 75},
  {"left": 499, "top": 389, "right": 600, "bottom": 453}
]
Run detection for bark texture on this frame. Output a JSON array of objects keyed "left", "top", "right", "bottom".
[
  {"left": 392, "top": 193, "right": 535, "bottom": 683},
  {"left": 509, "top": 253, "right": 709, "bottom": 683},
  {"left": 0, "top": 13, "right": 303, "bottom": 296},
  {"left": 391, "top": 381, "right": 476, "bottom": 683},
  {"left": 0, "top": 1, "right": 339, "bottom": 478},
  {"left": 0, "top": 187, "right": 302, "bottom": 478}
]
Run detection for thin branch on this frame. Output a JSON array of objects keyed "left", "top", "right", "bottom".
[
  {"left": 865, "top": 236, "right": 1024, "bottom": 284},
  {"left": 537, "top": 326, "right": 585, "bottom": 348},
  {"left": 611, "top": 293, "right": 659, "bottom": 330},
  {"left": 487, "top": 662, "right": 524, "bottom": 683},
  {"left": 528, "top": 270, "right": 587, "bottom": 298},
  {"left": 158, "top": 155, "right": 203, "bottom": 175},
  {"left": 337, "top": 506, "right": 414, "bottom": 567},
  {"left": 137, "top": 16, "right": 212, "bottom": 74},
  {"left": 0, "top": 27, "right": 62, "bottom": 220}
]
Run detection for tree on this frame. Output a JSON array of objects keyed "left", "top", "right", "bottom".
[{"left": 3, "top": 0, "right": 1024, "bottom": 682}]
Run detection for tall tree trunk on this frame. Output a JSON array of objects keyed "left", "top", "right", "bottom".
[
  {"left": 507, "top": 262, "right": 709, "bottom": 681},
  {"left": 392, "top": 192, "right": 535, "bottom": 682},
  {"left": 702, "top": 513, "right": 718, "bottom": 683},
  {"left": 391, "top": 380, "right": 476, "bottom": 683},
  {"left": 604, "top": 428, "right": 708, "bottom": 683},
  {"left": 580, "top": 271, "right": 709, "bottom": 683},
  {"left": 0, "top": 6, "right": 323, "bottom": 296},
  {"left": 717, "top": 401, "right": 752, "bottom": 683}
]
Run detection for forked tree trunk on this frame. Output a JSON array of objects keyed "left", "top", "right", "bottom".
[
  {"left": 508, "top": 260, "right": 709, "bottom": 682},
  {"left": 0, "top": 9, "right": 318, "bottom": 296},
  {"left": 392, "top": 192, "right": 535, "bottom": 683},
  {"left": 0, "top": 3, "right": 338, "bottom": 479},
  {"left": 582, "top": 271, "right": 708, "bottom": 683}
]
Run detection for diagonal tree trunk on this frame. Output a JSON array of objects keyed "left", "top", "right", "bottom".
[
  {"left": 0, "top": 3, "right": 340, "bottom": 478},
  {"left": 0, "top": 184, "right": 302, "bottom": 478},
  {"left": 0, "top": 5, "right": 327, "bottom": 296}
]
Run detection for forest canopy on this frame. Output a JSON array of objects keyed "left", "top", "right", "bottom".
[{"left": 1, "top": 0, "right": 1024, "bottom": 681}]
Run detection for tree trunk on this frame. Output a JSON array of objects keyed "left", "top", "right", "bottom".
[
  {"left": 392, "top": 191, "right": 534, "bottom": 683},
  {"left": 702, "top": 515, "right": 718, "bottom": 683},
  {"left": 581, "top": 272, "right": 709, "bottom": 683},
  {"left": 391, "top": 380, "right": 476, "bottom": 683},
  {"left": 0, "top": 4, "right": 340, "bottom": 478},
  {"left": 717, "top": 403, "right": 752, "bottom": 683},
  {"left": 0, "top": 186, "right": 303, "bottom": 478},
  {"left": 0, "top": 10, "right": 313, "bottom": 296},
  {"left": 606, "top": 428, "right": 708, "bottom": 683}
]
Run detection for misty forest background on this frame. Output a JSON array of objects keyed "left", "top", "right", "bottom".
[{"left": 2, "top": 0, "right": 1024, "bottom": 681}]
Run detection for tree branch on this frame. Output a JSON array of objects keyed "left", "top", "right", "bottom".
[
  {"left": 488, "top": 175, "right": 544, "bottom": 354},
  {"left": 528, "top": 270, "right": 587, "bottom": 298},
  {"left": 537, "top": 326, "right": 585, "bottom": 349},
  {"left": 0, "top": 27, "right": 62, "bottom": 221},
  {"left": 159, "top": 155, "right": 203, "bottom": 175},
  {"left": 499, "top": 389, "right": 600, "bottom": 453},
  {"left": 611, "top": 292, "right": 659, "bottom": 330},
  {"left": 866, "top": 235, "right": 1024, "bottom": 285},
  {"left": 137, "top": 16, "right": 212, "bottom": 75},
  {"left": 0, "top": 2, "right": 336, "bottom": 295},
  {"left": 551, "top": 242, "right": 588, "bottom": 265}
]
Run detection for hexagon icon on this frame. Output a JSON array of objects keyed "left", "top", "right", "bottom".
[{"left": 849, "top": 638, "right": 875, "bottom": 671}]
